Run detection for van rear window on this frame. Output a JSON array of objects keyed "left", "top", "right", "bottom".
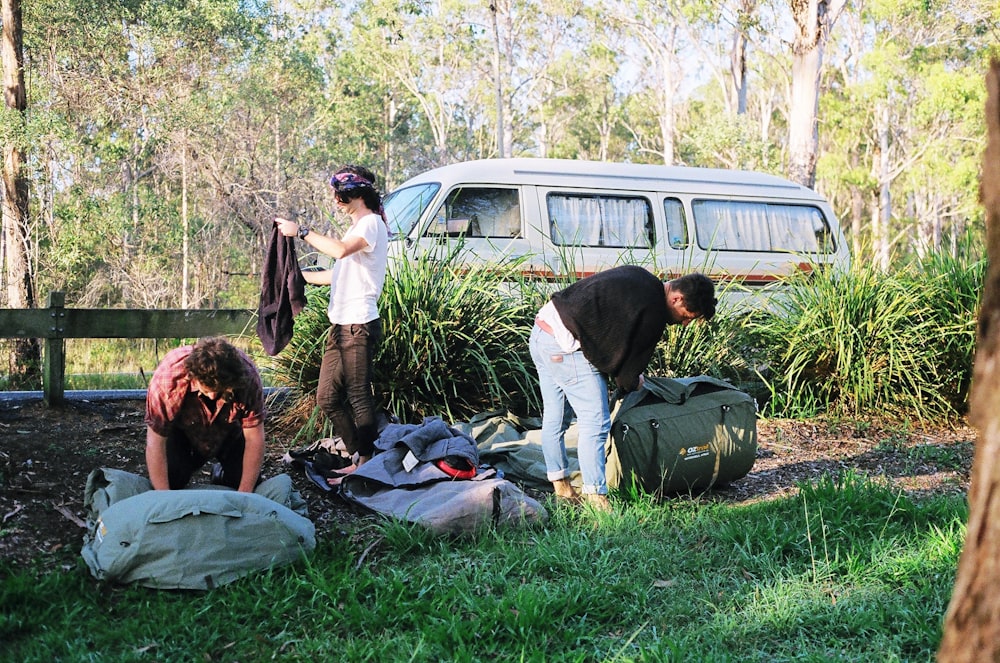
[
  {"left": 692, "top": 200, "right": 836, "bottom": 254},
  {"left": 547, "top": 194, "right": 654, "bottom": 248}
]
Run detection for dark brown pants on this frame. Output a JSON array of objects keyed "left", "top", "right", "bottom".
[{"left": 316, "top": 320, "right": 382, "bottom": 457}]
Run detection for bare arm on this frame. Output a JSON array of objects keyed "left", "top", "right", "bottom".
[
  {"left": 274, "top": 217, "right": 369, "bottom": 260},
  {"left": 239, "top": 425, "right": 265, "bottom": 493},
  {"left": 145, "top": 427, "right": 171, "bottom": 490},
  {"left": 302, "top": 269, "right": 333, "bottom": 286}
]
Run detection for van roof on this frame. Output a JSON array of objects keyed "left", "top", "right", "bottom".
[{"left": 396, "top": 158, "right": 821, "bottom": 200}]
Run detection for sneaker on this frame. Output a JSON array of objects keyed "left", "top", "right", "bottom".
[{"left": 584, "top": 493, "right": 612, "bottom": 512}]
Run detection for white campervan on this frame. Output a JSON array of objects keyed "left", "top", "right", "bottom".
[{"left": 381, "top": 158, "right": 850, "bottom": 307}]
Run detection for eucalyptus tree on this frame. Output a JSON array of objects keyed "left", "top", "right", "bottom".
[
  {"left": 485, "top": 0, "right": 632, "bottom": 159},
  {"left": 273, "top": 0, "right": 418, "bottom": 189},
  {"left": 23, "top": 0, "right": 383, "bottom": 310},
  {"left": 348, "top": 0, "right": 495, "bottom": 168},
  {"left": 349, "top": 0, "right": 590, "bottom": 167},
  {"left": 677, "top": 108, "right": 780, "bottom": 170},
  {"left": 1, "top": 0, "right": 40, "bottom": 386},
  {"left": 536, "top": 42, "right": 629, "bottom": 161},
  {"left": 728, "top": 0, "right": 760, "bottom": 116},
  {"left": 597, "top": 0, "right": 687, "bottom": 164},
  {"left": 786, "top": 0, "right": 847, "bottom": 188},
  {"left": 23, "top": 0, "right": 279, "bottom": 309},
  {"left": 597, "top": 0, "right": 734, "bottom": 165},
  {"left": 656, "top": 0, "right": 763, "bottom": 119},
  {"left": 938, "top": 58, "right": 1000, "bottom": 663},
  {"left": 816, "top": 0, "right": 990, "bottom": 269}
]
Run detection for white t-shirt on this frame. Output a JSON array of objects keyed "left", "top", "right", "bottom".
[
  {"left": 537, "top": 300, "right": 581, "bottom": 353},
  {"left": 327, "top": 212, "right": 389, "bottom": 325}
]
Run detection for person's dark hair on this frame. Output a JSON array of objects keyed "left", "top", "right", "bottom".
[
  {"left": 183, "top": 337, "right": 249, "bottom": 395},
  {"left": 331, "top": 164, "right": 382, "bottom": 212},
  {"left": 671, "top": 273, "right": 717, "bottom": 321}
]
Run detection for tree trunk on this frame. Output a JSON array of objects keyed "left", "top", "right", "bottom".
[
  {"left": 787, "top": 0, "right": 845, "bottom": 188},
  {"left": 181, "top": 134, "right": 190, "bottom": 309},
  {"left": 874, "top": 102, "right": 891, "bottom": 271},
  {"left": 729, "top": 0, "right": 756, "bottom": 116},
  {"left": 1, "top": 0, "right": 40, "bottom": 388},
  {"left": 659, "top": 29, "right": 678, "bottom": 166},
  {"left": 489, "top": 1, "right": 505, "bottom": 158},
  {"left": 938, "top": 58, "right": 1000, "bottom": 662}
]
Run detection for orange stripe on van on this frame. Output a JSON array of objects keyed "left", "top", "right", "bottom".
[{"left": 450, "top": 266, "right": 815, "bottom": 288}]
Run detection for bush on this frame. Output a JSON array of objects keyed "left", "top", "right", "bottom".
[
  {"left": 649, "top": 278, "right": 765, "bottom": 397},
  {"left": 748, "top": 253, "right": 979, "bottom": 420},
  {"left": 267, "top": 244, "right": 541, "bottom": 436},
  {"left": 266, "top": 246, "right": 978, "bottom": 437}
]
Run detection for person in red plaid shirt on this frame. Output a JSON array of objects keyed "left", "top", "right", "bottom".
[{"left": 144, "top": 337, "right": 266, "bottom": 492}]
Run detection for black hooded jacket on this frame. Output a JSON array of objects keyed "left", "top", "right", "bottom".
[{"left": 257, "top": 225, "right": 307, "bottom": 355}]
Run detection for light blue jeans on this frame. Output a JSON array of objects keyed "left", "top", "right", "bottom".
[{"left": 529, "top": 325, "right": 611, "bottom": 495}]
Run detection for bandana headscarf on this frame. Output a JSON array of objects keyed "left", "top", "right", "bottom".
[
  {"left": 330, "top": 171, "right": 373, "bottom": 193},
  {"left": 331, "top": 171, "right": 388, "bottom": 225}
]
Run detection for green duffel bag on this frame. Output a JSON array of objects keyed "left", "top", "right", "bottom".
[{"left": 607, "top": 376, "right": 757, "bottom": 497}]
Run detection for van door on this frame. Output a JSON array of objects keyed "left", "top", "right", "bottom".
[
  {"left": 411, "top": 185, "right": 533, "bottom": 268},
  {"left": 537, "top": 189, "right": 660, "bottom": 277}
]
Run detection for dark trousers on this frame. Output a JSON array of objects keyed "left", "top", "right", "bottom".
[
  {"left": 166, "top": 431, "right": 246, "bottom": 490},
  {"left": 316, "top": 320, "right": 382, "bottom": 457}
]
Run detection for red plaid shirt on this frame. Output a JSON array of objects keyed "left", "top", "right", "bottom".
[{"left": 144, "top": 345, "right": 265, "bottom": 458}]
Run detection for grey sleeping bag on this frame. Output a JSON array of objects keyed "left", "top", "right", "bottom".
[
  {"left": 81, "top": 468, "right": 315, "bottom": 590},
  {"left": 339, "top": 417, "right": 548, "bottom": 534}
]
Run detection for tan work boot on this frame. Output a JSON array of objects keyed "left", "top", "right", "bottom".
[
  {"left": 552, "top": 478, "right": 581, "bottom": 503},
  {"left": 584, "top": 493, "right": 612, "bottom": 512}
]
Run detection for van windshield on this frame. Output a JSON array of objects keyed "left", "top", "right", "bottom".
[{"left": 382, "top": 183, "right": 440, "bottom": 239}]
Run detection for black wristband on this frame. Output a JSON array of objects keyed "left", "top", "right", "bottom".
[{"left": 297, "top": 226, "right": 310, "bottom": 240}]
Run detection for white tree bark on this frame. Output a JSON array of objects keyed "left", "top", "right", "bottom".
[{"left": 787, "top": 0, "right": 846, "bottom": 188}]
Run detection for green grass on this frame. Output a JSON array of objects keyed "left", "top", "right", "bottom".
[{"left": 1, "top": 472, "right": 966, "bottom": 662}]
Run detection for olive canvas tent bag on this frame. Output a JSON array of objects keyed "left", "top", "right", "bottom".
[
  {"left": 81, "top": 469, "right": 315, "bottom": 590},
  {"left": 607, "top": 376, "right": 757, "bottom": 496}
]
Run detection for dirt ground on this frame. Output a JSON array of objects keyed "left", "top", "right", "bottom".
[{"left": 0, "top": 396, "right": 976, "bottom": 575}]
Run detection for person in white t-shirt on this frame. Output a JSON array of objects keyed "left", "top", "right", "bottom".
[{"left": 275, "top": 165, "right": 389, "bottom": 482}]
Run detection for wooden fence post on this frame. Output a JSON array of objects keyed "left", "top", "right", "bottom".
[{"left": 43, "top": 292, "right": 66, "bottom": 406}]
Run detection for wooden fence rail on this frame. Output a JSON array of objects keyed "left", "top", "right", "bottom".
[{"left": 0, "top": 292, "right": 255, "bottom": 406}]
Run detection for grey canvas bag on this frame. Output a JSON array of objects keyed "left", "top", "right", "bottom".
[{"left": 81, "top": 469, "right": 315, "bottom": 589}]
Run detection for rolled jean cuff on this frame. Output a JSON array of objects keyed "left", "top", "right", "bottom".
[
  {"left": 581, "top": 485, "right": 608, "bottom": 496},
  {"left": 546, "top": 470, "right": 572, "bottom": 482}
]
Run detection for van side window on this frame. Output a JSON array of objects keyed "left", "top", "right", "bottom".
[
  {"left": 427, "top": 187, "right": 521, "bottom": 238},
  {"left": 692, "top": 200, "right": 836, "bottom": 253},
  {"left": 547, "top": 194, "right": 654, "bottom": 248},
  {"left": 664, "top": 198, "right": 687, "bottom": 248}
]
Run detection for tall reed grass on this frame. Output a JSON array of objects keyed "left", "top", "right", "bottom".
[
  {"left": 267, "top": 244, "right": 540, "bottom": 435},
  {"left": 650, "top": 278, "right": 762, "bottom": 387},
  {"left": 266, "top": 244, "right": 979, "bottom": 434},
  {"left": 748, "top": 251, "right": 980, "bottom": 420},
  {"left": 25, "top": 244, "right": 976, "bottom": 427}
]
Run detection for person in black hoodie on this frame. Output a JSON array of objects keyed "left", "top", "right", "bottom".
[{"left": 529, "top": 266, "right": 716, "bottom": 510}]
